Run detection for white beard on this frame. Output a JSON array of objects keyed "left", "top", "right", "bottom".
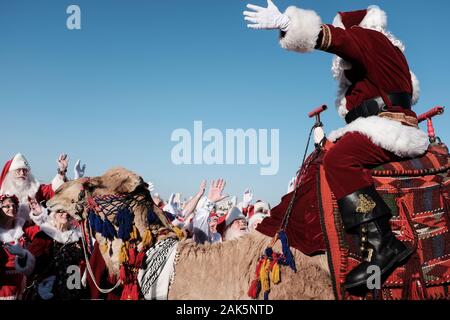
[
  {"left": 223, "top": 226, "right": 248, "bottom": 241},
  {"left": 1, "top": 171, "right": 40, "bottom": 221}
]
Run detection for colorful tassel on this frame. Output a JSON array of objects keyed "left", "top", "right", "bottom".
[
  {"left": 128, "top": 247, "right": 137, "bottom": 266},
  {"left": 121, "top": 283, "right": 139, "bottom": 300},
  {"left": 247, "top": 257, "right": 264, "bottom": 299},
  {"left": 270, "top": 261, "right": 281, "bottom": 284},
  {"left": 119, "top": 265, "right": 127, "bottom": 283},
  {"left": 129, "top": 225, "right": 139, "bottom": 241},
  {"left": 117, "top": 208, "right": 134, "bottom": 241},
  {"left": 141, "top": 229, "right": 153, "bottom": 248},
  {"left": 147, "top": 208, "right": 157, "bottom": 224},
  {"left": 88, "top": 210, "right": 103, "bottom": 233},
  {"left": 101, "top": 218, "right": 117, "bottom": 241},
  {"left": 136, "top": 251, "right": 146, "bottom": 268},
  {"left": 247, "top": 279, "right": 260, "bottom": 299},
  {"left": 100, "top": 241, "right": 109, "bottom": 254},
  {"left": 278, "top": 231, "right": 297, "bottom": 272},
  {"left": 172, "top": 226, "right": 185, "bottom": 240},
  {"left": 119, "top": 243, "right": 129, "bottom": 264},
  {"left": 259, "top": 258, "right": 270, "bottom": 294}
]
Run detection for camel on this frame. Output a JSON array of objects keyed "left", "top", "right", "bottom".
[{"left": 46, "top": 167, "right": 334, "bottom": 300}]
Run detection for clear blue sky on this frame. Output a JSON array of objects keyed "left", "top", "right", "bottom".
[{"left": 0, "top": 0, "right": 449, "bottom": 205}]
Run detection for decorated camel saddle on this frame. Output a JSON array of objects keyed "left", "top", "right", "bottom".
[{"left": 258, "top": 105, "right": 450, "bottom": 300}]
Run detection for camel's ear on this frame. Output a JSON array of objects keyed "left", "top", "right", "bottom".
[{"left": 82, "top": 177, "right": 103, "bottom": 193}]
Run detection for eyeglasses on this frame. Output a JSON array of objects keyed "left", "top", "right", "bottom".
[{"left": 1, "top": 205, "right": 15, "bottom": 210}]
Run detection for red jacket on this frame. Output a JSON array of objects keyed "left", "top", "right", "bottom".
[{"left": 318, "top": 24, "right": 415, "bottom": 117}]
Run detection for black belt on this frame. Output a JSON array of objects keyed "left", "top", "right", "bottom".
[{"left": 345, "top": 92, "right": 412, "bottom": 124}]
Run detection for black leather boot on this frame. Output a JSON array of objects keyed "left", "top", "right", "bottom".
[{"left": 337, "top": 186, "right": 414, "bottom": 291}]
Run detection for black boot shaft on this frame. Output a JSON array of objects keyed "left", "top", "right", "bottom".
[{"left": 337, "top": 185, "right": 391, "bottom": 232}]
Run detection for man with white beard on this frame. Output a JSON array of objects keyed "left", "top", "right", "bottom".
[
  {"left": 223, "top": 207, "right": 248, "bottom": 241},
  {"left": 0, "top": 153, "right": 68, "bottom": 223}
]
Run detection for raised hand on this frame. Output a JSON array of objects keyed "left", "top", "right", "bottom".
[
  {"left": 147, "top": 181, "right": 155, "bottom": 193},
  {"left": 207, "top": 179, "right": 229, "bottom": 203},
  {"left": 243, "top": 189, "right": 254, "bottom": 205},
  {"left": 28, "top": 197, "right": 43, "bottom": 216},
  {"left": 199, "top": 180, "right": 207, "bottom": 196},
  {"left": 74, "top": 159, "right": 86, "bottom": 179},
  {"left": 57, "top": 153, "right": 69, "bottom": 175},
  {"left": 243, "top": 0, "right": 290, "bottom": 31}
]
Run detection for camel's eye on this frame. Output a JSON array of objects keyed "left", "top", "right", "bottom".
[{"left": 71, "top": 199, "right": 75, "bottom": 204}]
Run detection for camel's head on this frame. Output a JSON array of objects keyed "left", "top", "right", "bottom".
[{"left": 46, "top": 167, "right": 149, "bottom": 220}]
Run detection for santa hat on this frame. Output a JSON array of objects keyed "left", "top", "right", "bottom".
[
  {"left": 0, "top": 154, "right": 31, "bottom": 189},
  {"left": 9, "top": 153, "right": 31, "bottom": 172},
  {"left": 332, "top": 6, "right": 387, "bottom": 31},
  {"left": 253, "top": 201, "right": 270, "bottom": 215},
  {"left": 248, "top": 212, "right": 268, "bottom": 231}
]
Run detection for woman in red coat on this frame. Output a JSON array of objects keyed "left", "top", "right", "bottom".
[
  {"left": 0, "top": 195, "right": 37, "bottom": 300},
  {"left": 8, "top": 205, "right": 86, "bottom": 300}
]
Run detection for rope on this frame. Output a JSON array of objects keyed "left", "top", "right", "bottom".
[
  {"left": 280, "top": 124, "right": 322, "bottom": 232},
  {"left": 80, "top": 222, "right": 122, "bottom": 294}
]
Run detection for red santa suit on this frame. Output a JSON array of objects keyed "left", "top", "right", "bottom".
[
  {"left": 20, "top": 221, "right": 86, "bottom": 300},
  {"left": 0, "top": 153, "right": 65, "bottom": 223},
  {"left": 278, "top": 5, "right": 428, "bottom": 199},
  {"left": 272, "top": 4, "right": 419, "bottom": 289},
  {"left": 0, "top": 217, "right": 39, "bottom": 300}
]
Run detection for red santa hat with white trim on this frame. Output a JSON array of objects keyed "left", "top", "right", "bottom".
[
  {"left": 0, "top": 153, "right": 31, "bottom": 189},
  {"left": 332, "top": 6, "right": 387, "bottom": 31}
]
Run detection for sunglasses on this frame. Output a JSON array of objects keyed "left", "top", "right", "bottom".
[{"left": 1, "top": 205, "right": 15, "bottom": 210}]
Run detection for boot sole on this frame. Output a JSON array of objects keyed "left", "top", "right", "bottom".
[{"left": 344, "top": 246, "right": 415, "bottom": 290}]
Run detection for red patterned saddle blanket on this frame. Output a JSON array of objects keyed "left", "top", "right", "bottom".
[{"left": 320, "top": 143, "right": 450, "bottom": 300}]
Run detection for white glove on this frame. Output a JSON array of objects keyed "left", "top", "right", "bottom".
[
  {"left": 314, "top": 126, "right": 325, "bottom": 145},
  {"left": 74, "top": 159, "right": 86, "bottom": 179},
  {"left": 37, "top": 275, "right": 56, "bottom": 300},
  {"left": 4, "top": 243, "right": 27, "bottom": 258},
  {"left": 229, "top": 196, "right": 237, "bottom": 207},
  {"left": 244, "top": 0, "right": 291, "bottom": 31},
  {"left": 147, "top": 181, "right": 155, "bottom": 193},
  {"left": 287, "top": 177, "right": 296, "bottom": 193},
  {"left": 242, "top": 189, "right": 254, "bottom": 207},
  {"left": 163, "top": 193, "right": 181, "bottom": 218}
]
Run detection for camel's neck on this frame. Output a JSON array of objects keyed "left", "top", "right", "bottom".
[{"left": 169, "top": 232, "right": 272, "bottom": 300}]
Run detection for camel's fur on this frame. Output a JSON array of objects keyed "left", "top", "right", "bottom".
[
  {"left": 170, "top": 231, "right": 333, "bottom": 300},
  {"left": 48, "top": 167, "right": 334, "bottom": 299}
]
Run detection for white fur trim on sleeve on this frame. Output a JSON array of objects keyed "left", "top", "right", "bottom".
[
  {"left": 15, "top": 250, "right": 35, "bottom": 276},
  {"left": 51, "top": 174, "right": 65, "bottom": 191},
  {"left": 279, "top": 6, "right": 322, "bottom": 53},
  {"left": 328, "top": 116, "right": 429, "bottom": 157},
  {"left": 411, "top": 71, "right": 420, "bottom": 105}
]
